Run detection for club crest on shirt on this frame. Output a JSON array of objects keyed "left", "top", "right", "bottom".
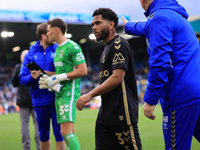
[
  {"left": 60, "top": 50, "right": 64, "bottom": 57},
  {"left": 112, "top": 53, "right": 125, "bottom": 65},
  {"left": 33, "top": 55, "right": 38, "bottom": 60},
  {"left": 149, "top": 11, "right": 155, "bottom": 19},
  {"left": 51, "top": 52, "right": 55, "bottom": 58}
]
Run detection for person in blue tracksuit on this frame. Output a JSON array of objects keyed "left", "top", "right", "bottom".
[
  {"left": 19, "top": 23, "right": 66, "bottom": 150},
  {"left": 122, "top": 0, "right": 200, "bottom": 149}
]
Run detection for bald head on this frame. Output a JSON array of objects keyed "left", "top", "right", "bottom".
[{"left": 20, "top": 50, "right": 29, "bottom": 63}]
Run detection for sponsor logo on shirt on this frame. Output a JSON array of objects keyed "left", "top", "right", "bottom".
[
  {"left": 76, "top": 52, "right": 85, "bottom": 61},
  {"left": 54, "top": 62, "right": 63, "bottom": 67},
  {"left": 112, "top": 53, "right": 125, "bottom": 65},
  {"left": 99, "top": 70, "right": 109, "bottom": 78}
]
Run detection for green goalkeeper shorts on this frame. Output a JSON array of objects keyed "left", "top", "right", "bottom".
[{"left": 55, "top": 97, "right": 77, "bottom": 124}]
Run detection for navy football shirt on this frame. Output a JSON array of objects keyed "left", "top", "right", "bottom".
[{"left": 97, "top": 35, "right": 139, "bottom": 125}]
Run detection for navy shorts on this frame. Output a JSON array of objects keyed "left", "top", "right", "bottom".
[
  {"left": 162, "top": 103, "right": 200, "bottom": 150},
  {"left": 34, "top": 105, "right": 63, "bottom": 142},
  {"left": 95, "top": 122, "right": 142, "bottom": 150}
]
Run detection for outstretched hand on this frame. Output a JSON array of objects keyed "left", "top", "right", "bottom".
[
  {"left": 143, "top": 102, "right": 156, "bottom": 120},
  {"left": 122, "top": 16, "right": 129, "bottom": 34}
]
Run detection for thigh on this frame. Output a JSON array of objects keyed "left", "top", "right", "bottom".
[
  {"left": 95, "top": 123, "right": 117, "bottom": 150},
  {"left": 34, "top": 106, "right": 50, "bottom": 134},
  {"left": 55, "top": 98, "right": 77, "bottom": 124},
  {"left": 19, "top": 107, "right": 31, "bottom": 124},
  {"left": 95, "top": 123, "right": 142, "bottom": 150},
  {"left": 163, "top": 104, "right": 200, "bottom": 150}
]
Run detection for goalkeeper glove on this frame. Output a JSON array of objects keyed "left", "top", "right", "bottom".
[
  {"left": 46, "top": 73, "right": 69, "bottom": 88},
  {"left": 39, "top": 74, "right": 49, "bottom": 89},
  {"left": 39, "top": 74, "right": 62, "bottom": 93}
]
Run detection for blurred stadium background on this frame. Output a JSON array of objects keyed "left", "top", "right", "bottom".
[{"left": 0, "top": 0, "right": 199, "bottom": 149}]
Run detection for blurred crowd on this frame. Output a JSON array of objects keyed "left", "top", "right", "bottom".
[{"left": 0, "top": 57, "right": 149, "bottom": 115}]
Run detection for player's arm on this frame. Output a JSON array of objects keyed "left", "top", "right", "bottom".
[
  {"left": 76, "top": 68, "right": 125, "bottom": 110},
  {"left": 122, "top": 16, "right": 146, "bottom": 37},
  {"left": 66, "top": 63, "right": 87, "bottom": 80},
  {"left": 44, "top": 71, "right": 56, "bottom": 76},
  {"left": 143, "top": 15, "right": 173, "bottom": 120},
  {"left": 42, "top": 63, "right": 87, "bottom": 88},
  {"left": 19, "top": 55, "right": 38, "bottom": 86}
]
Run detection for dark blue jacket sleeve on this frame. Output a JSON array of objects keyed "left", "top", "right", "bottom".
[
  {"left": 124, "top": 21, "right": 146, "bottom": 37},
  {"left": 19, "top": 53, "right": 38, "bottom": 86},
  {"left": 143, "top": 15, "right": 173, "bottom": 105}
]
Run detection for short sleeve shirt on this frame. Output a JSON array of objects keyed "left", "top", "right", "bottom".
[
  {"left": 97, "top": 35, "right": 139, "bottom": 125},
  {"left": 54, "top": 39, "right": 86, "bottom": 101}
]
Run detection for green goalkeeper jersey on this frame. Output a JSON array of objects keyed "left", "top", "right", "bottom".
[{"left": 54, "top": 39, "right": 86, "bottom": 101}]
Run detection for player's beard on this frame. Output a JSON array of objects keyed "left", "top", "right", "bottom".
[{"left": 95, "top": 27, "right": 109, "bottom": 43}]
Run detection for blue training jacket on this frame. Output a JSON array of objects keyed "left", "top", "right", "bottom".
[
  {"left": 19, "top": 41, "right": 57, "bottom": 107},
  {"left": 125, "top": 0, "right": 200, "bottom": 113}
]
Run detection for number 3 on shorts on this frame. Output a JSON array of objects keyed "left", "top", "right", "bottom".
[{"left": 59, "top": 104, "right": 69, "bottom": 115}]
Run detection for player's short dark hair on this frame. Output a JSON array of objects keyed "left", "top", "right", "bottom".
[
  {"left": 92, "top": 8, "right": 119, "bottom": 28},
  {"left": 36, "top": 23, "right": 47, "bottom": 40},
  {"left": 47, "top": 18, "right": 67, "bottom": 35}
]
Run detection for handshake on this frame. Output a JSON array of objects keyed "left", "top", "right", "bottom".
[{"left": 39, "top": 73, "right": 69, "bottom": 93}]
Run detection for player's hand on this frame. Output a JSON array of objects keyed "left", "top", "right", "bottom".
[
  {"left": 46, "top": 73, "right": 68, "bottom": 88},
  {"left": 51, "top": 83, "right": 62, "bottom": 93},
  {"left": 39, "top": 74, "right": 49, "bottom": 89},
  {"left": 122, "top": 16, "right": 129, "bottom": 34},
  {"left": 143, "top": 102, "right": 156, "bottom": 120},
  {"left": 31, "top": 70, "right": 41, "bottom": 79},
  {"left": 76, "top": 93, "right": 93, "bottom": 111}
]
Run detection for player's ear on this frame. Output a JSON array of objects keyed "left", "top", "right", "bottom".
[
  {"left": 41, "top": 34, "right": 46, "bottom": 40},
  {"left": 55, "top": 27, "right": 59, "bottom": 34},
  {"left": 109, "top": 21, "right": 115, "bottom": 29}
]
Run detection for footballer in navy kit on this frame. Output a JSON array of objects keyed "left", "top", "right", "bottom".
[{"left": 76, "top": 8, "right": 142, "bottom": 150}]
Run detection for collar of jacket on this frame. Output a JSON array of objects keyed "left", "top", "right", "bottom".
[
  {"left": 144, "top": 0, "right": 157, "bottom": 17},
  {"left": 34, "top": 41, "right": 56, "bottom": 52}
]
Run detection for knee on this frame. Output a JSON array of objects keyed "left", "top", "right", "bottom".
[
  {"left": 39, "top": 132, "right": 50, "bottom": 141},
  {"left": 54, "top": 133, "right": 64, "bottom": 142}
]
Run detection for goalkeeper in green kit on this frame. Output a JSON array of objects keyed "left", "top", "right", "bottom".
[{"left": 39, "top": 18, "right": 87, "bottom": 150}]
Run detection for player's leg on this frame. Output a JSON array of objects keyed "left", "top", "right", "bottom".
[
  {"left": 95, "top": 122, "right": 117, "bottom": 150},
  {"left": 30, "top": 108, "right": 41, "bottom": 150},
  {"left": 34, "top": 106, "right": 51, "bottom": 150},
  {"left": 55, "top": 98, "right": 79, "bottom": 150},
  {"left": 61, "top": 122, "right": 80, "bottom": 150},
  {"left": 19, "top": 107, "right": 31, "bottom": 150},
  {"left": 49, "top": 105, "right": 66, "bottom": 150},
  {"left": 163, "top": 104, "right": 199, "bottom": 150},
  {"left": 108, "top": 124, "right": 142, "bottom": 150},
  {"left": 193, "top": 103, "right": 200, "bottom": 142}
]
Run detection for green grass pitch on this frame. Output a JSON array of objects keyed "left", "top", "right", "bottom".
[{"left": 0, "top": 105, "right": 199, "bottom": 150}]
